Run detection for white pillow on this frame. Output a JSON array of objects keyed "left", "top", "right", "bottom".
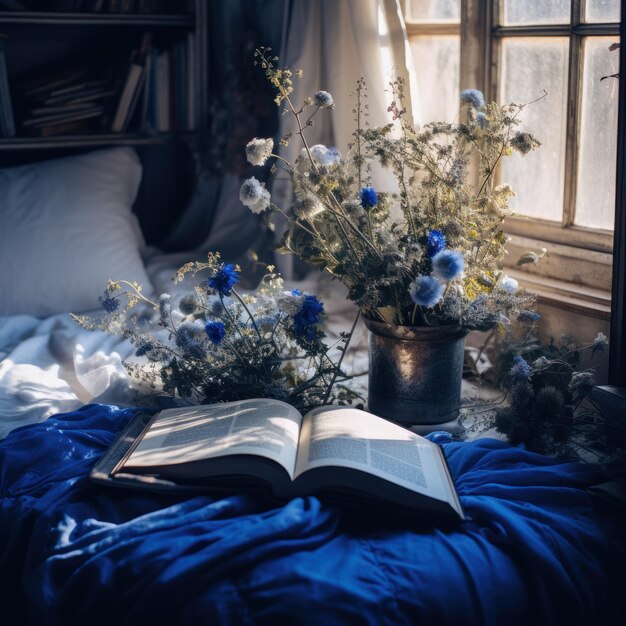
[{"left": 0, "top": 147, "right": 153, "bottom": 316}]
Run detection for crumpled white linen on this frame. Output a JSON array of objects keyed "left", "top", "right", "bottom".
[
  {"left": 0, "top": 312, "right": 140, "bottom": 440},
  {"left": 0, "top": 263, "right": 368, "bottom": 440}
]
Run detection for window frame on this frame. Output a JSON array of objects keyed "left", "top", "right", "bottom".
[
  {"left": 485, "top": 0, "right": 619, "bottom": 254},
  {"left": 403, "top": 0, "right": 619, "bottom": 313}
]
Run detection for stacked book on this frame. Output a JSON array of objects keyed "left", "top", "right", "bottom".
[
  {"left": 11, "top": 31, "right": 195, "bottom": 137},
  {"left": 15, "top": 64, "right": 115, "bottom": 136}
]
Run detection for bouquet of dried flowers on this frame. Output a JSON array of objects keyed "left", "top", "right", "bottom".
[
  {"left": 492, "top": 331, "right": 616, "bottom": 459},
  {"left": 240, "top": 47, "right": 541, "bottom": 333},
  {"left": 73, "top": 253, "right": 360, "bottom": 412}
]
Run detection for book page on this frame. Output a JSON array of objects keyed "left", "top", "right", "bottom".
[
  {"left": 123, "top": 399, "right": 302, "bottom": 479},
  {"left": 295, "top": 407, "right": 451, "bottom": 502}
]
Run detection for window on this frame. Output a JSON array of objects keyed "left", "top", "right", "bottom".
[
  {"left": 491, "top": 0, "right": 620, "bottom": 249},
  {"left": 404, "top": 0, "right": 620, "bottom": 312},
  {"left": 404, "top": 0, "right": 461, "bottom": 123}
]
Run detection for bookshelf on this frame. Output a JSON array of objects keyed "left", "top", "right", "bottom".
[{"left": 0, "top": 0, "right": 208, "bottom": 153}]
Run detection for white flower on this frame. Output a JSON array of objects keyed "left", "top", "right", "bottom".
[
  {"left": 276, "top": 290, "right": 302, "bottom": 315},
  {"left": 495, "top": 183, "right": 515, "bottom": 199},
  {"left": 309, "top": 144, "right": 341, "bottom": 166},
  {"left": 240, "top": 177, "right": 271, "bottom": 214},
  {"left": 293, "top": 195, "right": 324, "bottom": 220},
  {"left": 245, "top": 137, "right": 274, "bottom": 166},
  {"left": 313, "top": 90, "right": 334, "bottom": 108},
  {"left": 500, "top": 276, "right": 519, "bottom": 293}
]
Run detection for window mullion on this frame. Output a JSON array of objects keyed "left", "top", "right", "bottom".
[{"left": 562, "top": 0, "right": 584, "bottom": 228}]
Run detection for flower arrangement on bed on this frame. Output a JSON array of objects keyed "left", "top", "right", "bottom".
[{"left": 73, "top": 253, "right": 361, "bottom": 413}]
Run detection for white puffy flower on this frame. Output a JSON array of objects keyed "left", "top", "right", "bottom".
[
  {"left": 500, "top": 276, "right": 519, "bottom": 293},
  {"left": 240, "top": 177, "right": 271, "bottom": 214},
  {"left": 276, "top": 290, "right": 303, "bottom": 315},
  {"left": 309, "top": 144, "right": 341, "bottom": 166},
  {"left": 293, "top": 195, "right": 324, "bottom": 220},
  {"left": 313, "top": 90, "right": 334, "bottom": 108},
  {"left": 245, "top": 137, "right": 274, "bottom": 167}
]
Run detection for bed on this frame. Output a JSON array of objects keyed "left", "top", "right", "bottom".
[{"left": 1, "top": 148, "right": 624, "bottom": 625}]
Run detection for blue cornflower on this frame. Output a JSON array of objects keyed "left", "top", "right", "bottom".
[
  {"left": 426, "top": 230, "right": 447, "bottom": 257},
  {"left": 517, "top": 310, "right": 540, "bottom": 323},
  {"left": 204, "top": 320, "right": 226, "bottom": 345},
  {"left": 510, "top": 355, "right": 532, "bottom": 383},
  {"left": 432, "top": 250, "right": 465, "bottom": 281},
  {"left": 291, "top": 289, "right": 302, "bottom": 296},
  {"left": 99, "top": 293, "right": 119, "bottom": 313},
  {"left": 208, "top": 263, "right": 240, "bottom": 297},
  {"left": 360, "top": 187, "right": 378, "bottom": 209},
  {"left": 460, "top": 89, "right": 485, "bottom": 109},
  {"left": 476, "top": 112, "right": 487, "bottom": 129},
  {"left": 292, "top": 294, "right": 324, "bottom": 340},
  {"left": 409, "top": 276, "right": 445, "bottom": 308}
]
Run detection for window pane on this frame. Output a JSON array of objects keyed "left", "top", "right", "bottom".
[
  {"left": 503, "top": 0, "right": 570, "bottom": 25},
  {"left": 575, "top": 37, "right": 619, "bottom": 230},
  {"left": 500, "top": 38, "right": 569, "bottom": 222},
  {"left": 585, "top": 0, "right": 620, "bottom": 22},
  {"left": 406, "top": 0, "right": 460, "bottom": 22},
  {"left": 410, "top": 36, "right": 460, "bottom": 123}
]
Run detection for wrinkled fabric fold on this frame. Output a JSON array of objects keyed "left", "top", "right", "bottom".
[{"left": 0, "top": 404, "right": 623, "bottom": 625}]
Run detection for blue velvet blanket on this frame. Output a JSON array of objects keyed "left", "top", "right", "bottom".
[{"left": 1, "top": 404, "right": 623, "bottom": 626}]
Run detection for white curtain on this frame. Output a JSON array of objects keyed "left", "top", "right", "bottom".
[{"left": 273, "top": 0, "right": 420, "bottom": 277}]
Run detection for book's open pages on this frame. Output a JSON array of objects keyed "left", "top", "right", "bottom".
[
  {"left": 123, "top": 399, "right": 302, "bottom": 480},
  {"left": 118, "top": 399, "right": 463, "bottom": 519},
  {"left": 295, "top": 406, "right": 454, "bottom": 506}
]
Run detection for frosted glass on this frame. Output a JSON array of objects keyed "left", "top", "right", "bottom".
[
  {"left": 500, "top": 38, "right": 569, "bottom": 221},
  {"left": 575, "top": 38, "right": 619, "bottom": 230},
  {"left": 503, "top": 0, "right": 570, "bottom": 25},
  {"left": 406, "top": 0, "right": 460, "bottom": 21},
  {"left": 410, "top": 36, "right": 460, "bottom": 124},
  {"left": 585, "top": 0, "right": 620, "bottom": 22}
]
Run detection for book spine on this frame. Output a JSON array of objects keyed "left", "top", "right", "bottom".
[
  {"left": 186, "top": 31, "right": 195, "bottom": 130},
  {"left": 0, "top": 44, "right": 15, "bottom": 137},
  {"left": 111, "top": 63, "right": 143, "bottom": 132},
  {"left": 156, "top": 50, "right": 169, "bottom": 132}
]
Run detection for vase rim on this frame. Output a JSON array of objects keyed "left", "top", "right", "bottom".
[{"left": 363, "top": 317, "right": 468, "bottom": 341}]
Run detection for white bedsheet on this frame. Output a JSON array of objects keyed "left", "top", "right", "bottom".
[{"left": 0, "top": 258, "right": 367, "bottom": 440}]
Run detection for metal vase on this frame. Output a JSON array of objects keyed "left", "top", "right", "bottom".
[{"left": 364, "top": 319, "right": 467, "bottom": 427}]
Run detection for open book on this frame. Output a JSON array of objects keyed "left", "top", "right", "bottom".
[{"left": 92, "top": 400, "right": 464, "bottom": 521}]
